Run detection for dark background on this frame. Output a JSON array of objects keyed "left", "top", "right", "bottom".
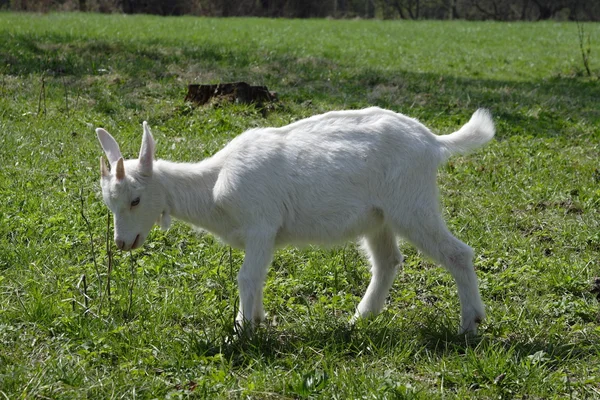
[{"left": 3, "top": 0, "right": 599, "bottom": 21}]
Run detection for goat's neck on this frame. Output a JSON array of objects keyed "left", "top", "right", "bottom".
[{"left": 154, "top": 159, "right": 219, "bottom": 228}]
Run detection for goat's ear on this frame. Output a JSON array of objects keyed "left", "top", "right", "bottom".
[
  {"left": 100, "top": 156, "right": 109, "bottom": 178},
  {"left": 96, "top": 128, "right": 122, "bottom": 167},
  {"left": 116, "top": 157, "right": 125, "bottom": 181},
  {"left": 139, "top": 121, "right": 155, "bottom": 177}
]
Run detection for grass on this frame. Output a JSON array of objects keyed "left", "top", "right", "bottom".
[{"left": 1, "top": 12, "right": 599, "bottom": 399}]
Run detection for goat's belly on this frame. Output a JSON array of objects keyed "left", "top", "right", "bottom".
[{"left": 275, "top": 206, "right": 385, "bottom": 247}]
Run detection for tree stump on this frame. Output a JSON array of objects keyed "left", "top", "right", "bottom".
[{"left": 185, "top": 82, "right": 277, "bottom": 107}]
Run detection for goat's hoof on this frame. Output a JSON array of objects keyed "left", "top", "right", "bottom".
[
  {"left": 459, "top": 316, "right": 483, "bottom": 336},
  {"left": 349, "top": 312, "right": 368, "bottom": 325},
  {"left": 234, "top": 319, "right": 254, "bottom": 337}
]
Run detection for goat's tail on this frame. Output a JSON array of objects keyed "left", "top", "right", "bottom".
[{"left": 437, "top": 109, "right": 495, "bottom": 161}]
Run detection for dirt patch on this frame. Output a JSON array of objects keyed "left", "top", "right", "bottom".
[{"left": 185, "top": 82, "right": 277, "bottom": 108}]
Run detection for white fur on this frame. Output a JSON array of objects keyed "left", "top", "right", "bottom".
[{"left": 96, "top": 107, "right": 495, "bottom": 334}]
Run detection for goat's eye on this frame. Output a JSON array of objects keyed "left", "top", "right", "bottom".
[{"left": 131, "top": 197, "right": 140, "bottom": 207}]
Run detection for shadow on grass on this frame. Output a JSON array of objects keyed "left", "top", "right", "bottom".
[
  {"left": 302, "top": 68, "right": 600, "bottom": 140},
  {"left": 1, "top": 33, "right": 247, "bottom": 77},
  {"left": 181, "top": 312, "right": 599, "bottom": 370},
  {"left": 3, "top": 33, "right": 598, "bottom": 139}
]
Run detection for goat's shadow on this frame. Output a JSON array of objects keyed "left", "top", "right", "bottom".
[{"left": 183, "top": 315, "right": 598, "bottom": 370}]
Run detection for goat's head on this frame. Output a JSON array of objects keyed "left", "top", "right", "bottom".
[{"left": 96, "top": 122, "right": 166, "bottom": 251}]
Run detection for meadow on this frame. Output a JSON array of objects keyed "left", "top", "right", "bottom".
[{"left": 0, "top": 12, "right": 599, "bottom": 399}]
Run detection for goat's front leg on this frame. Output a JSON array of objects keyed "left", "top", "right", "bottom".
[{"left": 236, "top": 232, "right": 274, "bottom": 332}]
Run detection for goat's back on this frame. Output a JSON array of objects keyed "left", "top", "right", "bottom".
[{"left": 222, "top": 107, "right": 440, "bottom": 171}]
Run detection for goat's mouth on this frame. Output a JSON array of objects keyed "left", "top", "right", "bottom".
[
  {"left": 131, "top": 234, "right": 141, "bottom": 250},
  {"left": 116, "top": 234, "right": 142, "bottom": 251}
]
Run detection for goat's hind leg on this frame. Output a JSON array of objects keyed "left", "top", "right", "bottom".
[
  {"left": 353, "top": 225, "right": 403, "bottom": 321},
  {"left": 391, "top": 210, "right": 485, "bottom": 335}
]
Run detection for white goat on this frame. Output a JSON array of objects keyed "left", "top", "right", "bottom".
[{"left": 97, "top": 107, "right": 494, "bottom": 334}]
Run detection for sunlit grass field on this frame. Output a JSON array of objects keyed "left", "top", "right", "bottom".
[{"left": 0, "top": 12, "right": 599, "bottom": 398}]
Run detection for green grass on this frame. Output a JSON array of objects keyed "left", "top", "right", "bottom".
[{"left": 1, "top": 12, "right": 599, "bottom": 399}]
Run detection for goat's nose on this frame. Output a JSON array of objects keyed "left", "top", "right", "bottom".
[{"left": 115, "top": 239, "right": 125, "bottom": 250}]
